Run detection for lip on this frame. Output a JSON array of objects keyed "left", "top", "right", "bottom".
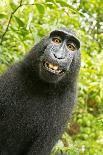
[{"left": 43, "top": 61, "right": 65, "bottom": 75}]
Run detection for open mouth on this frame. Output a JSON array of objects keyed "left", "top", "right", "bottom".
[{"left": 43, "top": 61, "right": 64, "bottom": 75}]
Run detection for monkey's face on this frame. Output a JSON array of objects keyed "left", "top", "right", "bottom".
[{"left": 39, "top": 29, "right": 80, "bottom": 83}]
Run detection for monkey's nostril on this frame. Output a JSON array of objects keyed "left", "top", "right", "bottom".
[
  {"left": 53, "top": 53, "right": 57, "bottom": 58},
  {"left": 53, "top": 53, "right": 64, "bottom": 59}
]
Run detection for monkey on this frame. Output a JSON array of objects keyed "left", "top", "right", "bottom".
[{"left": 0, "top": 28, "right": 80, "bottom": 155}]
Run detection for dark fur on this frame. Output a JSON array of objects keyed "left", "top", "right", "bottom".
[{"left": 0, "top": 28, "right": 80, "bottom": 155}]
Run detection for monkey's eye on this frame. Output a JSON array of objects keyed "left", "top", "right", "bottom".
[
  {"left": 52, "top": 37, "right": 61, "bottom": 44},
  {"left": 67, "top": 43, "right": 76, "bottom": 51}
]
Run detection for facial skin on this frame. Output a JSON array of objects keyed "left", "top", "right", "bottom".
[{"left": 39, "top": 29, "right": 80, "bottom": 83}]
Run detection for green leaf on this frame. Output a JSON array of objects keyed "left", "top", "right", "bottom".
[
  {"left": 35, "top": 4, "right": 45, "bottom": 14},
  {"left": 46, "top": 2, "right": 55, "bottom": 9},
  {"left": 0, "top": 14, "right": 7, "bottom": 19},
  {"left": 55, "top": 0, "right": 68, "bottom": 7},
  {"left": 55, "top": 0, "right": 84, "bottom": 16},
  {"left": 45, "top": 0, "right": 55, "bottom": 2},
  {"left": 10, "top": 2, "right": 17, "bottom": 11},
  {"left": 14, "top": 16, "right": 25, "bottom": 27}
]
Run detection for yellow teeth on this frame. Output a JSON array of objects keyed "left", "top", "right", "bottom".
[
  {"left": 44, "top": 61, "right": 64, "bottom": 74},
  {"left": 48, "top": 63, "right": 59, "bottom": 70}
]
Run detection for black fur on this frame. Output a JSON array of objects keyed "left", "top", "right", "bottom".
[{"left": 0, "top": 28, "right": 81, "bottom": 155}]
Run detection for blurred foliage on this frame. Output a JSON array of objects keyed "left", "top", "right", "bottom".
[{"left": 0, "top": 0, "right": 103, "bottom": 154}]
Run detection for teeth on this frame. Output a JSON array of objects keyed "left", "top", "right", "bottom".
[
  {"left": 44, "top": 61, "right": 63, "bottom": 74},
  {"left": 48, "top": 63, "right": 58, "bottom": 70},
  {"left": 48, "top": 63, "right": 54, "bottom": 69},
  {"left": 52, "top": 65, "right": 58, "bottom": 70}
]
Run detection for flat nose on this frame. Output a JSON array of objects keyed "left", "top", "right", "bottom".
[{"left": 53, "top": 49, "right": 65, "bottom": 60}]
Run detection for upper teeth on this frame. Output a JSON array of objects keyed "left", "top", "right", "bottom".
[
  {"left": 48, "top": 63, "right": 59, "bottom": 70},
  {"left": 44, "top": 61, "right": 63, "bottom": 74}
]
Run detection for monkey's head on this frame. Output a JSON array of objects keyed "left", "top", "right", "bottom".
[{"left": 27, "top": 28, "right": 81, "bottom": 84}]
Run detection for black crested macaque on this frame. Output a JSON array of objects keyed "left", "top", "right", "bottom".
[{"left": 0, "top": 28, "right": 81, "bottom": 155}]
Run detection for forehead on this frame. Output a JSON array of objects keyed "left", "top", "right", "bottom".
[{"left": 50, "top": 30, "right": 80, "bottom": 48}]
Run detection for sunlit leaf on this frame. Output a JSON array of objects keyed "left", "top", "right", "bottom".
[
  {"left": 14, "top": 16, "right": 25, "bottom": 27},
  {"left": 0, "top": 14, "right": 7, "bottom": 19},
  {"left": 35, "top": 4, "right": 45, "bottom": 14},
  {"left": 10, "top": 2, "right": 17, "bottom": 11},
  {"left": 55, "top": 0, "right": 69, "bottom": 7},
  {"left": 46, "top": 2, "right": 55, "bottom": 9}
]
